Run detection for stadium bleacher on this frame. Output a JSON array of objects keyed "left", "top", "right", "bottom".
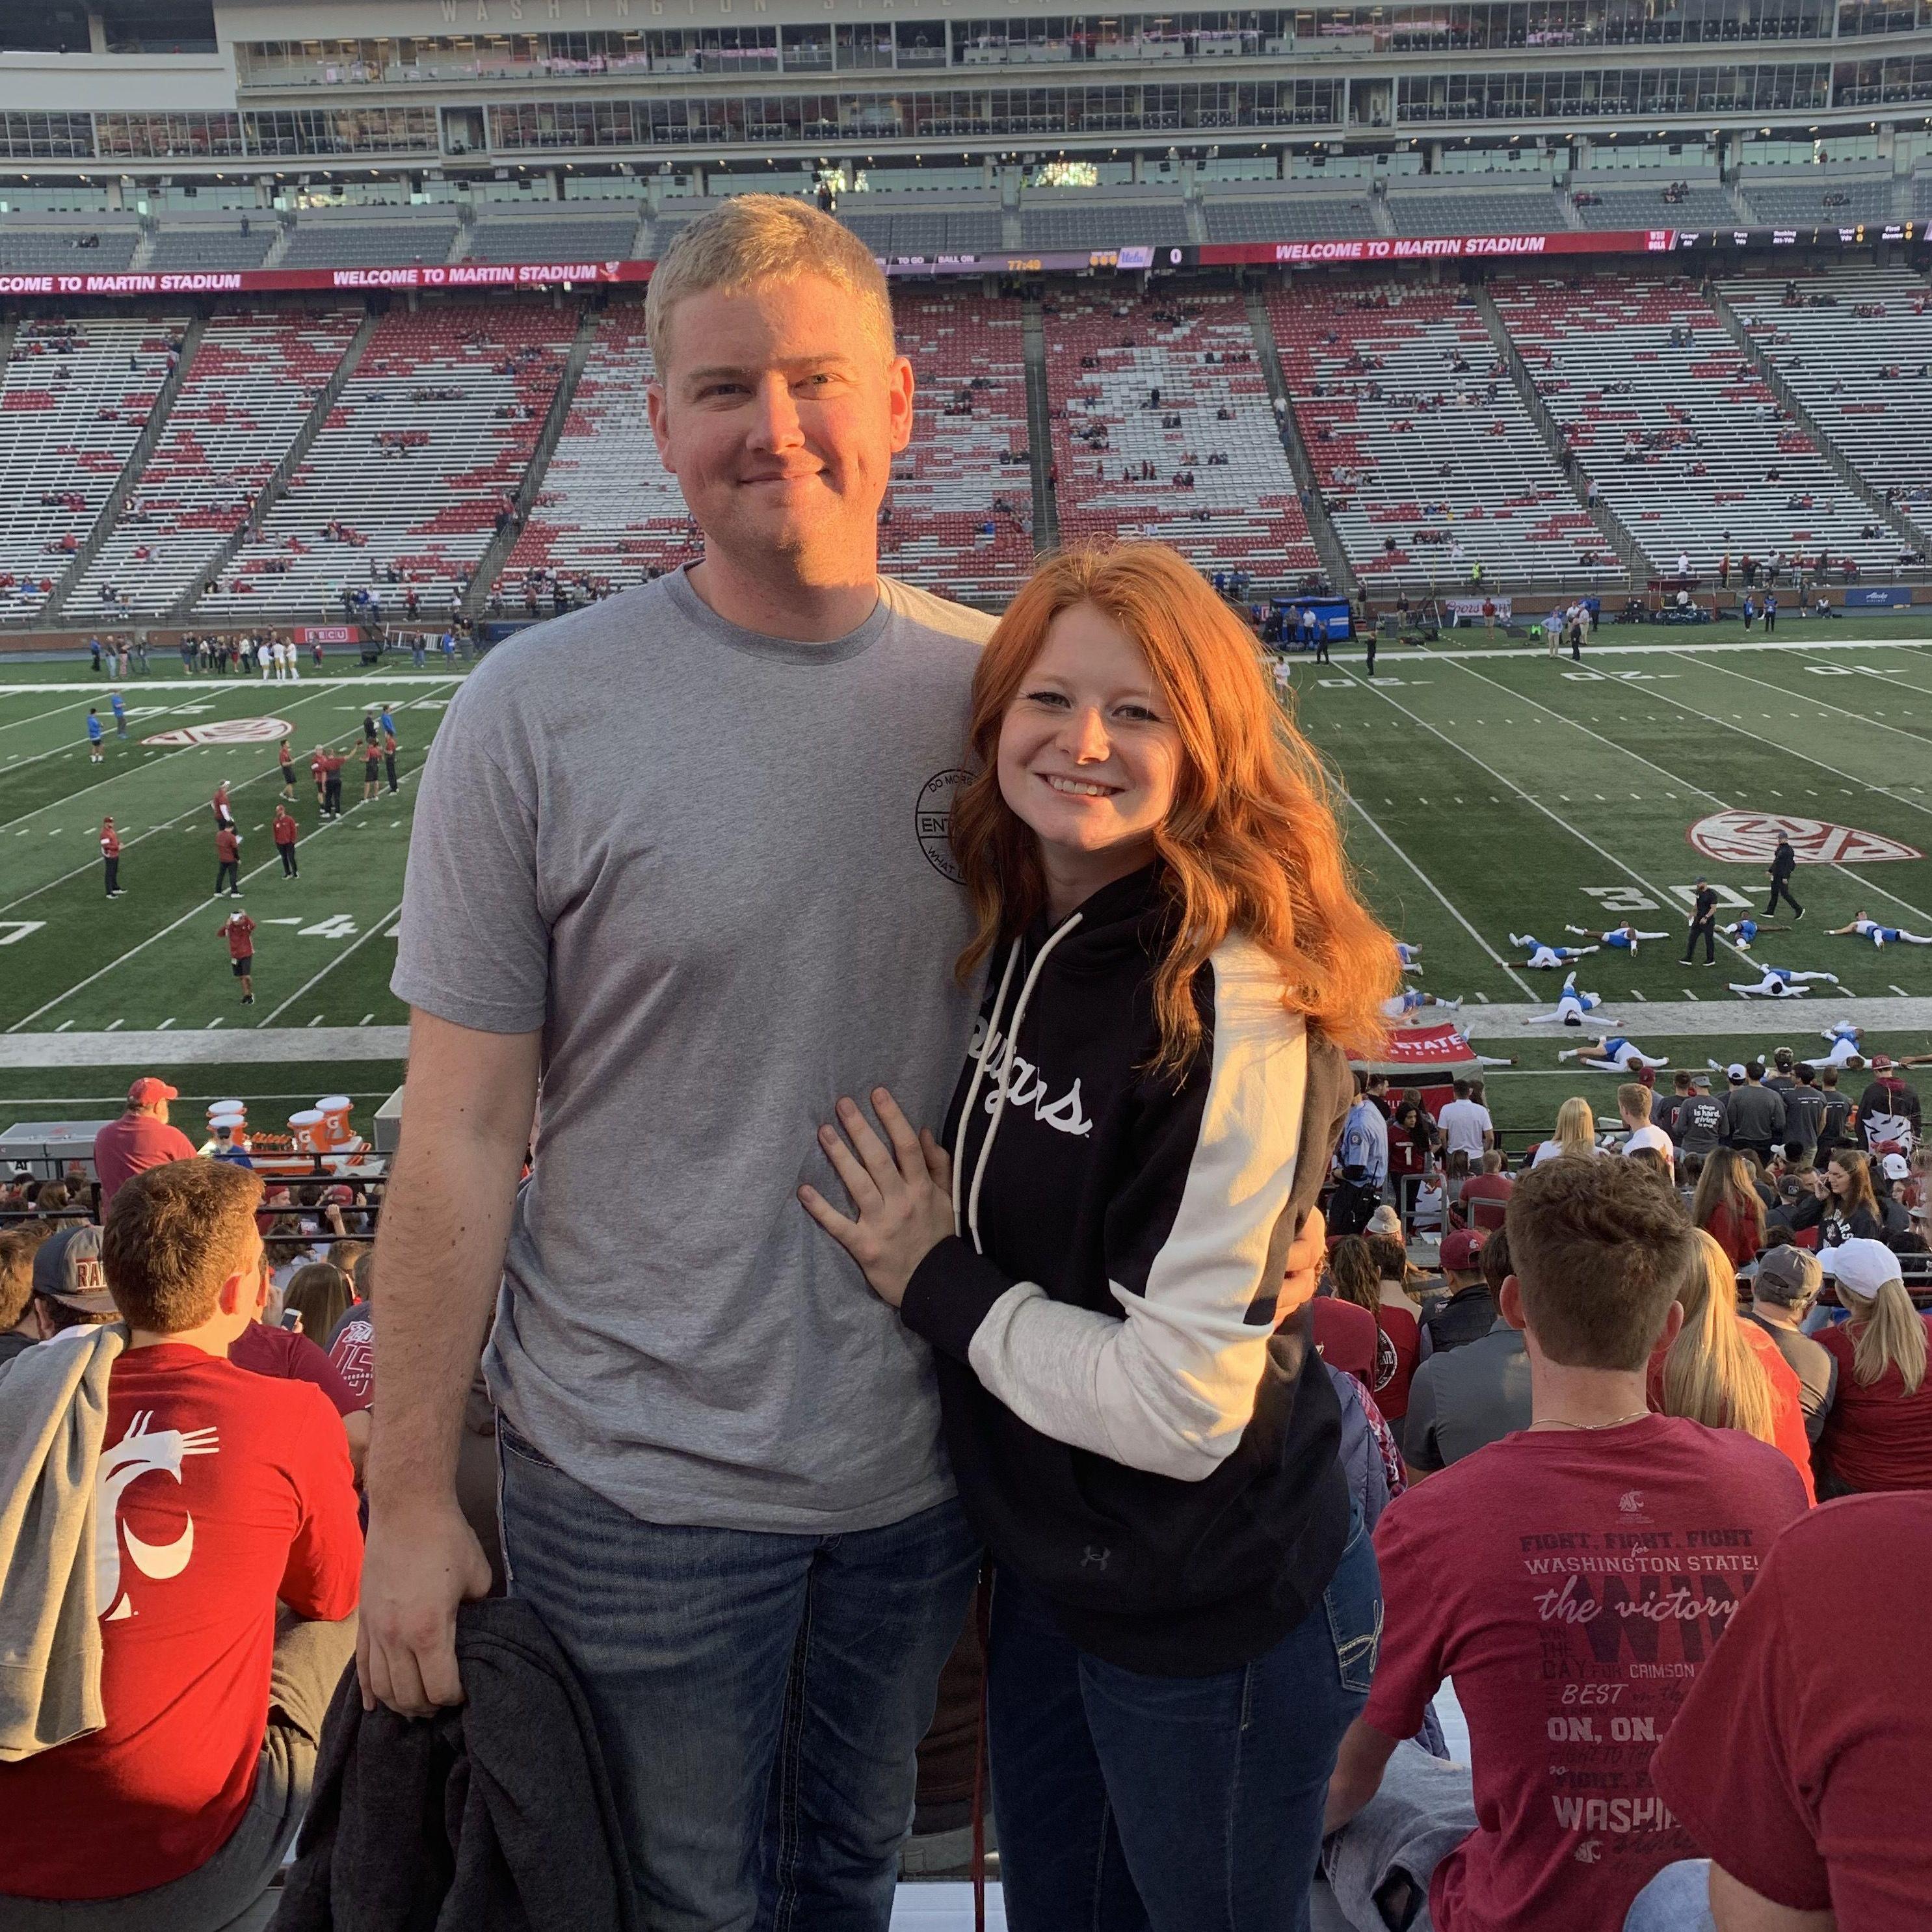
[
  {"left": 69, "top": 309, "right": 365, "bottom": 619},
  {"left": 1720, "top": 265, "right": 1932, "bottom": 539},
  {"left": 198, "top": 302, "right": 574, "bottom": 617},
  {"left": 1493, "top": 271, "right": 1881, "bottom": 577},
  {"left": 1273, "top": 281, "right": 1618, "bottom": 589},
  {"left": 0, "top": 222, "right": 142, "bottom": 273},
  {"left": 879, "top": 290, "right": 1035, "bottom": 603},
  {"left": 278, "top": 218, "right": 459, "bottom": 270},
  {"left": 1384, "top": 188, "right": 1568, "bottom": 236},
  {"left": 1568, "top": 183, "right": 1738, "bottom": 231},
  {"left": 464, "top": 213, "right": 644, "bottom": 264},
  {"left": 1044, "top": 286, "right": 1319, "bottom": 586},
  {"left": 0, "top": 315, "right": 181, "bottom": 620},
  {"left": 1200, "top": 192, "right": 1380, "bottom": 242},
  {"left": 1739, "top": 173, "right": 1895, "bottom": 226},
  {"left": 146, "top": 223, "right": 277, "bottom": 272},
  {"left": 1020, "top": 196, "right": 1191, "bottom": 250},
  {"left": 496, "top": 306, "right": 698, "bottom": 602}
]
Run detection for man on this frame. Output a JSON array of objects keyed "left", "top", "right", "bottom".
[
  {"left": 1438, "top": 1078, "right": 1494, "bottom": 1163},
  {"left": 309, "top": 743, "right": 328, "bottom": 813},
  {"left": 1682, "top": 877, "right": 1719, "bottom": 966},
  {"left": 213, "top": 821, "right": 243, "bottom": 898},
  {"left": 1829, "top": 909, "right": 1932, "bottom": 947},
  {"left": 1763, "top": 832, "right": 1802, "bottom": 919},
  {"left": 1417, "top": 1229, "right": 1493, "bottom": 1358},
  {"left": 1619, "top": 1081, "right": 1674, "bottom": 1159},
  {"left": 1857, "top": 1055, "right": 1921, "bottom": 1156},
  {"left": 358, "top": 196, "right": 1007, "bottom": 1926},
  {"left": 0, "top": 1161, "right": 361, "bottom": 1926},
  {"left": 1779, "top": 1062, "right": 1825, "bottom": 1168},
  {"left": 110, "top": 688, "right": 127, "bottom": 739},
  {"left": 99, "top": 815, "right": 122, "bottom": 899},
  {"left": 1652, "top": 1070, "right": 1695, "bottom": 1139},
  {"left": 1403, "top": 1229, "right": 1529, "bottom": 1472},
  {"left": 1728, "top": 964, "right": 1838, "bottom": 998},
  {"left": 211, "top": 780, "right": 233, "bottom": 832},
  {"left": 1510, "top": 933, "right": 1596, "bottom": 970},
  {"left": 218, "top": 908, "right": 256, "bottom": 1006},
  {"left": 272, "top": 804, "right": 299, "bottom": 880},
  {"left": 1321, "top": 1158, "right": 1809, "bottom": 1932},
  {"left": 361, "top": 736, "right": 382, "bottom": 806},
  {"left": 380, "top": 704, "right": 400, "bottom": 791},
  {"left": 1725, "top": 1060, "right": 1786, "bottom": 1164},
  {"left": 320, "top": 747, "right": 345, "bottom": 819},
  {"left": 1743, "top": 1244, "right": 1836, "bottom": 1446},
  {"left": 0, "top": 1223, "right": 57, "bottom": 1367},
  {"left": 93, "top": 1076, "right": 197, "bottom": 1208},
  {"left": 1635, "top": 1491, "right": 1932, "bottom": 1930},
  {"left": 86, "top": 708, "right": 104, "bottom": 763},
  {"left": 278, "top": 739, "right": 297, "bottom": 801},
  {"left": 1814, "top": 1063, "right": 1853, "bottom": 1164},
  {"left": 1453, "top": 1149, "right": 1514, "bottom": 1233},
  {"left": 1337, "top": 1074, "right": 1392, "bottom": 1235}
]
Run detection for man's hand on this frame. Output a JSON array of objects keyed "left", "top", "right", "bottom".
[
  {"left": 1278, "top": 1205, "right": 1327, "bottom": 1327},
  {"left": 357, "top": 1500, "right": 493, "bottom": 1715}
]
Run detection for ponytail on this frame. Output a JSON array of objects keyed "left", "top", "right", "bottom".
[
  {"left": 1661, "top": 1230, "right": 1778, "bottom": 1444},
  {"left": 1846, "top": 1280, "right": 1929, "bottom": 1396}
]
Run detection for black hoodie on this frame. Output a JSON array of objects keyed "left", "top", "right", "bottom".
[{"left": 901, "top": 866, "right": 1353, "bottom": 1676}]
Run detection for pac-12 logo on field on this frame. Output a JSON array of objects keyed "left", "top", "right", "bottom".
[
  {"left": 916, "top": 768, "right": 970, "bottom": 884},
  {"left": 140, "top": 717, "right": 293, "bottom": 748},
  {"left": 1689, "top": 812, "right": 1922, "bottom": 866}
]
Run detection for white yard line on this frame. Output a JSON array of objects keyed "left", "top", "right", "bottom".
[
  {"left": 1678, "top": 650, "right": 1932, "bottom": 754},
  {"left": 1344, "top": 794, "right": 1536, "bottom": 997},
  {"left": 256, "top": 901, "right": 404, "bottom": 1027},
  {"left": 7, "top": 771, "right": 419, "bottom": 1034},
  {"left": 1332, "top": 667, "right": 1760, "bottom": 967},
  {"left": 0, "top": 694, "right": 101, "bottom": 741}
]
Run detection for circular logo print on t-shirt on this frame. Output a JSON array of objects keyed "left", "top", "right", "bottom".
[{"left": 916, "top": 768, "right": 970, "bottom": 884}]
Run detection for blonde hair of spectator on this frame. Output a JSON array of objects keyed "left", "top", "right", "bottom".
[
  {"left": 1839, "top": 1271, "right": 1928, "bottom": 1396},
  {"left": 1661, "top": 1229, "right": 1778, "bottom": 1445},
  {"left": 1503, "top": 1156, "right": 1693, "bottom": 1371},
  {"left": 1551, "top": 1096, "right": 1596, "bottom": 1156},
  {"left": 1325, "top": 1234, "right": 1381, "bottom": 1315},
  {"left": 644, "top": 193, "right": 895, "bottom": 375},
  {"left": 1616, "top": 1083, "right": 1651, "bottom": 1126},
  {"left": 1690, "top": 1147, "right": 1766, "bottom": 1252}
]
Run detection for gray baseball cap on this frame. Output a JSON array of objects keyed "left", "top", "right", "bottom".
[
  {"left": 1753, "top": 1244, "right": 1822, "bottom": 1308},
  {"left": 31, "top": 1224, "right": 115, "bottom": 1316}
]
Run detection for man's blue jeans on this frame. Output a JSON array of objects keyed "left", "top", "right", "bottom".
[
  {"left": 497, "top": 1424, "right": 980, "bottom": 1932},
  {"left": 987, "top": 1513, "right": 1382, "bottom": 1932}
]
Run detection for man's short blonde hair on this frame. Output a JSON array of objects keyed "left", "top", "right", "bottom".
[{"left": 645, "top": 193, "right": 895, "bottom": 375}]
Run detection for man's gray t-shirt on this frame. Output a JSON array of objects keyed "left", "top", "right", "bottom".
[
  {"left": 1400, "top": 1320, "right": 1533, "bottom": 1472},
  {"left": 393, "top": 568, "right": 994, "bottom": 1533}
]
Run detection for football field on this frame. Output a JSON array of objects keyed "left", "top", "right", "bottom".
[{"left": 0, "top": 627, "right": 1927, "bottom": 1145}]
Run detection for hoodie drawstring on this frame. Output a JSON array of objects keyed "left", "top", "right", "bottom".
[{"left": 954, "top": 912, "right": 1083, "bottom": 1254}]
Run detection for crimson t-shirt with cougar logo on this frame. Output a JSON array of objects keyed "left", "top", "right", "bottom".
[
  {"left": 1362, "top": 1415, "right": 1808, "bottom": 1932},
  {"left": 0, "top": 1344, "right": 361, "bottom": 1899}
]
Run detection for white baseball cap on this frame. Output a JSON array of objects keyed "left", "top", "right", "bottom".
[
  {"left": 1881, "top": 1153, "right": 1911, "bottom": 1182},
  {"left": 1727, "top": 1063, "right": 1747, "bottom": 1082},
  {"left": 1820, "top": 1238, "right": 1904, "bottom": 1302}
]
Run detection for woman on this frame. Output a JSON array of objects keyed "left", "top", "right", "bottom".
[
  {"left": 1814, "top": 1238, "right": 1932, "bottom": 1494},
  {"left": 1654, "top": 1228, "right": 1814, "bottom": 1502},
  {"left": 1692, "top": 1146, "right": 1766, "bottom": 1271},
  {"left": 281, "top": 1260, "right": 352, "bottom": 1343},
  {"left": 1327, "top": 1233, "right": 1418, "bottom": 1426},
  {"left": 1531, "top": 1096, "right": 1599, "bottom": 1167},
  {"left": 1440, "top": 1147, "right": 1473, "bottom": 1226},
  {"left": 1788, "top": 1147, "right": 1886, "bottom": 1247},
  {"left": 802, "top": 544, "right": 1396, "bottom": 1929}
]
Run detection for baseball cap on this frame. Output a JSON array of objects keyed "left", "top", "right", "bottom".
[
  {"left": 1440, "top": 1229, "right": 1485, "bottom": 1273},
  {"left": 1872, "top": 1054, "right": 1894, "bottom": 1072},
  {"left": 127, "top": 1076, "right": 177, "bottom": 1106},
  {"left": 324, "top": 1184, "right": 356, "bottom": 1205},
  {"left": 1881, "top": 1153, "right": 1911, "bottom": 1182},
  {"left": 1819, "top": 1237, "right": 1904, "bottom": 1303},
  {"left": 1753, "top": 1244, "right": 1822, "bottom": 1307},
  {"left": 1727, "top": 1063, "right": 1747, "bottom": 1083},
  {"left": 31, "top": 1224, "right": 115, "bottom": 1317}
]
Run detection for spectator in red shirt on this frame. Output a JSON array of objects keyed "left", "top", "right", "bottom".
[
  {"left": 213, "top": 822, "right": 243, "bottom": 897},
  {"left": 92, "top": 1077, "right": 197, "bottom": 1210},
  {"left": 218, "top": 908, "right": 257, "bottom": 1006},
  {"left": 1328, "top": 1233, "right": 1421, "bottom": 1422},
  {"left": 309, "top": 744, "right": 327, "bottom": 811},
  {"left": 1814, "top": 1237, "right": 1932, "bottom": 1495},
  {"left": 1453, "top": 1150, "right": 1515, "bottom": 1234},
  {"left": 319, "top": 748, "right": 345, "bottom": 818},
  {"left": 99, "top": 815, "right": 122, "bottom": 899},
  {"left": 211, "top": 779, "right": 233, "bottom": 830},
  {"left": 1652, "top": 1227, "right": 1814, "bottom": 1502},
  {"left": 1691, "top": 1148, "right": 1765, "bottom": 1271},
  {"left": 1321, "top": 1156, "right": 1808, "bottom": 1932},
  {"left": 1633, "top": 1491, "right": 1932, "bottom": 1931},
  {"left": 0, "top": 1159, "right": 360, "bottom": 1921}
]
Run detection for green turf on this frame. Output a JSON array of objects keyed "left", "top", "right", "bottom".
[{"left": 1, "top": 635, "right": 1929, "bottom": 1135}]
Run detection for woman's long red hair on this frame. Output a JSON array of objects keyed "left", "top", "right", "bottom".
[{"left": 951, "top": 543, "right": 1397, "bottom": 1069}]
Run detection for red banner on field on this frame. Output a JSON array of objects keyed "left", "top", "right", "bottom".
[
  {"left": 1358, "top": 1023, "right": 1485, "bottom": 1073},
  {"left": 291, "top": 624, "right": 362, "bottom": 644},
  {"left": 1197, "top": 228, "right": 1676, "bottom": 267}
]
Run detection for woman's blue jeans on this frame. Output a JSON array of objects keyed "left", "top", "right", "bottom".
[{"left": 988, "top": 1515, "right": 1383, "bottom": 1932}]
